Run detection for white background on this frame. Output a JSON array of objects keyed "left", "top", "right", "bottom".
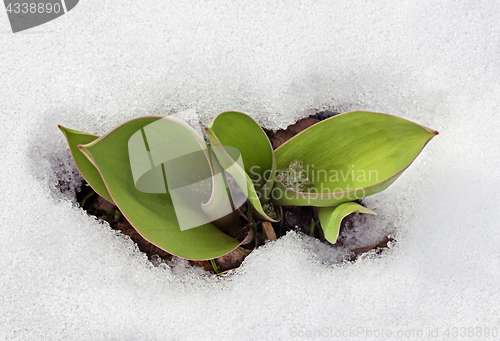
[{"left": 1, "top": 1, "right": 499, "bottom": 340}]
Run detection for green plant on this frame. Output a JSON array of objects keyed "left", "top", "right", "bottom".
[{"left": 60, "top": 110, "right": 438, "bottom": 261}]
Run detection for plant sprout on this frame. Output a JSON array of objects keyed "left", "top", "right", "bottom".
[{"left": 60, "top": 110, "right": 438, "bottom": 261}]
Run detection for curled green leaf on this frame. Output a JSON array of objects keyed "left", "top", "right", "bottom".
[
  {"left": 78, "top": 116, "right": 245, "bottom": 260},
  {"left": 318, "top": 202, "right": 377, "bottom": 244},
  {"left": 206, "top": 111, "right": 279, "bottom": 222}
]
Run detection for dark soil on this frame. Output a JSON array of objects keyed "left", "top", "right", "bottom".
[{"left": 76, "top": 110, "right": 393, "bottom": 274}]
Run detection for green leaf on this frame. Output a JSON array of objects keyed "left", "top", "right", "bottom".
[
  {"left": 318, "top": 202, "right": 377, "bottom": 244},
  {"left": 272, "top": 111, "right": 438, "bottom": 206},
  {"left": 206, "top": 111, "right": 278, "bottom": 222},
  {"left": 58, "top": 125, "right": 113, "bottom": 203},
  {"left": 79, "top": 116, "right": 243, "bottom": 260}
]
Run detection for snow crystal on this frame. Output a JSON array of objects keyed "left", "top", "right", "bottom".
[{"left": 1, "top": 0, "right": 500, "bottom": 340}]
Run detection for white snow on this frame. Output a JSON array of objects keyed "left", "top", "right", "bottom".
[{"left": 1, "top": 1, "right": 500, "bottom": 340}]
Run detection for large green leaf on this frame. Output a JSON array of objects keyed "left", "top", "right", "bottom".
[
  {"left": 58, "top": 125, "right": 113, "bottom": 203},
  {"left": 272, "top": 111, "right": 438, "bottom": 206},
  {"left": 78, "top": 116, "right": 242, "bottom": 260},
  {"left": 206, "top": 111, "right": 278, "bottom": 222},
  {"left": 318, "top": 202, "right": 377, "bottom": 244}
]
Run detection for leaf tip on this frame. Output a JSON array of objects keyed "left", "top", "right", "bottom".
[
  {"left": 425, "top": 126, "right": 439, "bottom": 136},
  {"left": 362, "top": 207, "right": 377, "bottom": 216}
]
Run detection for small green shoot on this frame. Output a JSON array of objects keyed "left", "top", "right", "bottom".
[
  {"left": 79, "top": 190, "right": 96, "bottom": 208},
  {"left": 209, "top": 259, "right": 220, "bottom": 274}
]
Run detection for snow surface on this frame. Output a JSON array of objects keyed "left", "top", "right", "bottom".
[{"left": 1, "top": 1, "right": 500, "bottom": 340}]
